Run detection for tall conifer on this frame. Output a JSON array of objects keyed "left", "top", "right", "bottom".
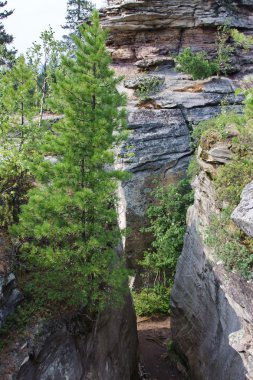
[
  {"left": 12, "top": 11, "right": 128, "bottom": 313},
  {"left": 0, "top": 1, "right": 16, "bottom": 65}
]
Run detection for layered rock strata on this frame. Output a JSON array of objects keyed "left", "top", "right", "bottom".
[
  {"left": 115, "top": 71, "right": 242, "bottom": 267},
  {"left": 102, "top": 0, "right": 253, "bottom": 73},
  {"left": 171, "top": 168, "right": 253, "bottom": 379},
  {"left": 101, "top": 0, "right": 253, "bottom": 267}
]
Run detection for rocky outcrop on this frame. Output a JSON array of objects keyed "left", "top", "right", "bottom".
[
  {"left": 0, "top": 294, "right": 138, "bottom": 380},
  {"left": 232, "top": 181, "right": 253, "bottom": 238},
  {"left": 102, "top": 0, "right": 253, "bottom": 74},
  {"left": 100, "top": 0, "right": 252, "bottom": 267},
  {"left": 171, "top": 171, "right": 253, "bottom": 379},
  {"left": 115, "top": 70, "right": 242, "bottom": 267}
]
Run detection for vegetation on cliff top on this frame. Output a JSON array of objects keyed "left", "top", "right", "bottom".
[
  {"left": 189, "top": 87, "right": 253, "bottom": 278},
  {"left": 176, "top": 26, "right": 253, "bottom": 79}
]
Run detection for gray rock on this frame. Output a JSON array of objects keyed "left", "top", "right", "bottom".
[
  {"left": 203, "top": 141, "right": 233, "bottom": 164},
  {"left": 124, "top": 74, "right": 165, "bottom": 89},
  {"left": 0, "top": 272, "right": 23, "bottom": 328},
  {"left": 17, "top": 294, "right": 138, "bottom": 380},
  {"left": 135, "top": 56, "right": 175, "bottom": 69},
  {"left": 171, "top": 172, "right": 253, "bottom": 379},
  {"left": 232, "top": 181, "right": 253, "bottom": 238},
  {"left": 116, "top": 108, "right": 192, "bottom": 267}
]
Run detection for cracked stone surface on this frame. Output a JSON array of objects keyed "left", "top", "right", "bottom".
[
  {"left": 171, "top": 171, "right": 253, "bottom": 380},
  {"left": 232, "top": 181, "right": 253, "bottom": 238}
]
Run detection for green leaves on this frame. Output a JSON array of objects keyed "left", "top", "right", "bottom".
[
  {"left": 176, "top": 48, "right": 218, "bottom": 80},
  {"left": 133, "top": 180, "right": 193, "bottom": 316}
]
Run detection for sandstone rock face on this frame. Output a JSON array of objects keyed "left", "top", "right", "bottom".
[
  {"left": 102, "top": 0, "right": 253, "bottom": 74},
  {"left": 101, "top": 0, "right": 252, "bottom": 267},
  {"left": 16, "top": 295, "right": 138, "bottom": 380},
  {"left": 232, "top": 181, "right": 253, "bottom": 238},
  {"left": 171, "top": 172, "right": 253, "bottom": 380},
  {"left": 115, "top": 71, "right": 241, "bottom": 267}
]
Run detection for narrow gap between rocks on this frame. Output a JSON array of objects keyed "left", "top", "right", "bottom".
[{"left": 137, "top": 316, "right": 187, "bottom": 380}]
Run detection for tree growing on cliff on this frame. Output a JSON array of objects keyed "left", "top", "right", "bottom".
[
  {"left": 0, "top": 1, "right": 16, "bottom": 66},
  {"left": 12, "top": 11, "right": 128, "bottom": 314}
]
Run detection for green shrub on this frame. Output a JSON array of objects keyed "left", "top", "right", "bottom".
[
  {"left": 215, "top": 158, "right": 253, "bottom": 206},
  {"left": 206, "top": 209, "right": 253, "bottom": 278},
  {"left": 191, "top": 111, "right": 245, "bottom": 148},
  {"left": 187, "top": 156, "right": 200, "bottom": 179},
  {"left": 176, "top": 48, "right": 218, "bottom": 80},
  {"left": 136, "top": 76, "right": 164, "bottom": 100},
  {"left": 177, "top": 28, "right": 253, "bottom": 78},
  {"left": 132, "top": 180, "right": 193, "bottom": 316},
  {"left": 132, "top": 285, "right": 170, "bottom": 316},
  {"left": 141, "top": 179, "right": 193, "bottom": 284}
]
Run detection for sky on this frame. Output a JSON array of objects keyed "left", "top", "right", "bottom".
[{"left": 4, "top": 0, "right": 106, "bottom": 53}]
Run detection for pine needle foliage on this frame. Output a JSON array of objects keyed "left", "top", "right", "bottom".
[
  {"left": 0, "top": 56, "right": 39, "bottom": 227},
  {"left": 11, "top": 11, "right": 128, "bottom": 314},
  {"left": 0, "top": 1, "right": 16, "bottom": 66}
]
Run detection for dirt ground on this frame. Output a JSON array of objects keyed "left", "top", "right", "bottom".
[{"left": 137, "top": 316, "right": 187, "bottom": 380}]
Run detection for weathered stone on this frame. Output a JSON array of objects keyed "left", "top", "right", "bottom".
[
  {"left": 124, "top": 74, "right": 165, "bottom": 89},
  {"left": 16, "top": 295, "right": 139, "bottom": 380},
  {"left": 202, "top": 141, "right": 233, "bottom": 164},
  {"left": 102, "top": 0, "right": 253, "bottom": 76},
  {"left": 116, "top": 108, "right": 192, "bottom": 267},
  {"left": 232, "top": 181, "right": 253, "bottom": 238},
  {"left": 171, "top": 171, "right": 253, "bottom": 379},
  {"left": 135, "top": 56, "right": 174, "bottom": 69}
]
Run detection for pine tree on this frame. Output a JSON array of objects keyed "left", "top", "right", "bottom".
[
  {"left": 0, "top": 56, "right": 39, "bottom": 227},
  {"left": 0, "top": 1, "right": 16, "bottom": 66},
  {"left": 62, "top": 0, "right": 94, "bottom": 47},
  {"left": 27, "top": 27, "right": 64, "bottom": 125},
  {"left": 12, "top": 11, "right": 128, "bottom": 314}
]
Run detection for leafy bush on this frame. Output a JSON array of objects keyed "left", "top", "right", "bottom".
[
  {"left": 231, "top": 28, "right": 253, "bottom": 51},
  {"left": 206, "top": 209, "right": 253, "bottom": 278},
  {"left": 133, "top": 180, "right": 193, "bottom": 316},
  {"left": 187, "top": 156, "right": 200, "bottom": 180},
  {"left": 136, "top": 76, "right": 164, "bottom": 100},
  {"left": 132, "top": 285, "right": 170, "bottom": 316},
  {"left": 176, "top": 48, "right": 218, "bottom": 80},
  {"left": 141, "top": 179, "right": 193, "bottom": 283},
  {"left": 191, "top": 111, "right": 245, "bottom": 148},
  {"left": 177, "top": 28, "right": 253, "bottom": 78},
  {"left": 215, "top": 158, "right": 253, "bottom": 206}
]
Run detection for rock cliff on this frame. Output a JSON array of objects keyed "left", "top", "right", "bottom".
[
  {"left": 102, "top": 1, "right": 253, "bottom": 379},
  {"left": 102, "top": 0, "right": 253, "bottom": 267},
  {"left": 171, "top": 170, "right": 253, "bottom": 379},
  {"left": 102, "top": 0, "right": 253, "bottom": 73}
]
